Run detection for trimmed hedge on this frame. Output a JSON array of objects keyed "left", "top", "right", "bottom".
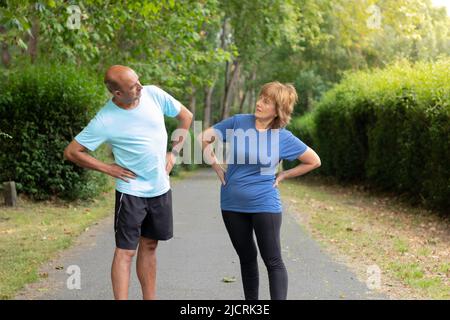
[
  {"left": 288, "top": 58, "right": 450, "bottom": 212},
  {"left": 0, "top": 64, "right": 109, "bottom": 200},
  {"left": 284, "top": 112, "right": 316, "bottom": 170}
]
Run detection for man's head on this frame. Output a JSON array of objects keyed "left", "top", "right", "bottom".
[{"left": 104, "top": 65, "right": 143, "bottom": 105}]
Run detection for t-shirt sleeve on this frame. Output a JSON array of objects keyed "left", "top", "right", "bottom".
[
  {"left": 280, "top": 130, "right": 308, "bottom": 161},
  {"left": 148, "top": 85, "right": 181, "bottom": 117},
  {"left": 74, "top": 115, "right": 107, "bottom": 151},
  {"left": 212, "top": 115, "right": 236, "bottom": 142}
]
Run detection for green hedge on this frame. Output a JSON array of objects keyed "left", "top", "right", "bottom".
[
  {"left": 290, "top": 58, "right": 450, "bottom": 212},
  {"left": 0, "top": 64, "right": 109, "bottom": 200},
  {"left": 284, "top": 112, "right": 316, "bottom": 170}
]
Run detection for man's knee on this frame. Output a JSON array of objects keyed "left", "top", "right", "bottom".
[
  {"left": 139, "top": 237, "right": 158, "bottom": 251},
  {"left": 114, "top": 248, "right": 136, "bottom": 263}
]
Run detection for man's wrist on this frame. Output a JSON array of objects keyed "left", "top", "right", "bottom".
[
  {"left": 171, "top": 149, "right": 180, "bottom": 157},
  {"left": 99, "top": 162, "right": 112, "bottom": 175}
]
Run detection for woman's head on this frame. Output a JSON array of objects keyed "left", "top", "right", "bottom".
[{"left": 255, "top": 81, "right": 298, "bottom": 129}]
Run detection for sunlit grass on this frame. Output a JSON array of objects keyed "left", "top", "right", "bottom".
[
  {"left": 0, "top": 167, "right": 197, "bottom": 299},
  {"left": 280, "top": 176, "right": 450, "bottom": 300},
  {"left": 0, "top": 177, "right": 115, "bottom": 300}
]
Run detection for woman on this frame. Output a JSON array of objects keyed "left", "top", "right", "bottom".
[{"left": 199, "top": 81, "right": 321, "bottom": 300}]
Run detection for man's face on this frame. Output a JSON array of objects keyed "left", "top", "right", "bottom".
[{"left": 115, "top": 71, "right": 143, "bottom": 104}]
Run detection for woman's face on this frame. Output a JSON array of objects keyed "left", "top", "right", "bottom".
[{"left": 255, "top": 95, "right": 277, "bottom": 121}]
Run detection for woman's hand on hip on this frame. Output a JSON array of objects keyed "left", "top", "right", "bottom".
[
  {"left": 165, "top": 151, "right": 176, "bottom": 175},
  {"left": 273, "top": 171, "right": 286, "bottom": 188}
]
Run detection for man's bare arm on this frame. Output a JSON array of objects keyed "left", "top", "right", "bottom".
[
  {"left": 63, "top": 140, "right": 136, "bottom": 182},
  {"left": 164, "top": 105, "right": 193, "bottom": 174},
  {"left": 172, "top": 105, "right": 193, "bottom": 152}
]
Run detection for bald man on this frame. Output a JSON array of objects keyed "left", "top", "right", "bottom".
[{"left": 64, "top": 65, "right": 193, "bottom": 300}]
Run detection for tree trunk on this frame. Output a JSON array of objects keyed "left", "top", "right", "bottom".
[
  {"left": 28, "top": 18, "right": 39, "bottom": 64},
  {"left": 247, "top": 70, "right": 257, "bottom": 113},
  {"left": 1, "top": 42, "right": 10, "bottom": 67},
  {"left": 220, "top": 16, "right": 228, "bottom": 51},
  {"left": 203, "top": 84, "right": 214, "bottom": 129},
  {"left": 3, "top": 181, "right": 17, "bottom": 207},
  {"left": 188, "top": 86, "right": 196, "bottom": 121},
  {"left": 221, "top": 59, "right": 240, "bottom": 120},
  {"left": 238, "top": 90, "right": 247, "bottom": 114},
  {"left": 303, "top": 90, "right": 309, "bottom": 113},
  {"left": 0, "top": 26, "right": 10, "bottom": 67},
  {"left": 219, "top": 17, "right": 229, "bottom": 119},
  {"left": 306, "top": 90, "right": 313, "bottom": 112}
]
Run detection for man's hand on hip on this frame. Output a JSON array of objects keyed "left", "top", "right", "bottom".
[
  {"left": 165, "top": 151, "right": 176, "bottom": 175},
  {"left": 107, "top": 163, "right": 137, "bottom": 182}
]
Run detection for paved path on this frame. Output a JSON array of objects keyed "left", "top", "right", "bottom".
[{"left": 16, "top": 169, "right": 385, "bottom": 300}]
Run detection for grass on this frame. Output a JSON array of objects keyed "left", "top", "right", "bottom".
[
  {"left": 0, "top": 166, "right": 196, "bottom": 300},
  {"left": 280, "top": 175, "right": 450, "bottom": 300},
  {"left": 0, "top": 177, "right": 116, "bottom": 300}
]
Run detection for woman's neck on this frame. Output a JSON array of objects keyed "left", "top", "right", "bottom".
[{"left": 255, "top": 117, "right": 273, "bottom": 131}]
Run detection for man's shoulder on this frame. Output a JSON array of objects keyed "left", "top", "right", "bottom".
[
  {"left": 144, "top": 84, "right": 163, "bottom": 95},
  {"left": 144, "top": 85, "right": 172, "bottom": 104},
  {"left": 89, "top": 100, "right": 117, "bottom": 126},
  {"left": 95, "top": 100, "right": 114, "bottom": 116}
]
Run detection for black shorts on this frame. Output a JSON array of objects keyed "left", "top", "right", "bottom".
[{"left": 114, "top": 189, "right": 173, "bottom": 250}]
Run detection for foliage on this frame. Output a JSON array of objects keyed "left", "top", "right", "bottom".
[
  {"left": 296, "top": 58, "right": 450, "bottom": 211},
  {"left": 0, "top": 63, "right": 108, "bottom": 200}
]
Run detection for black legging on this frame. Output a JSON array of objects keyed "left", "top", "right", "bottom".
[{"left": 222, "top": 210, "right": 288, "bottom": 300}]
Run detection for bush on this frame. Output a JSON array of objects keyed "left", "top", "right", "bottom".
[
  {"left": 304, "top": 58, "right": 450, "bottom": 212},
  {"left": 0, "top": 64, "right": 109, "bottom": 200},
  {"left": 284, "top": 113, "right": 317, "bottom": 171}
]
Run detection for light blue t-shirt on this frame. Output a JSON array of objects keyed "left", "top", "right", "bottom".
[
  {"left": 213, "top": 114, "right": 308, "bottom": 213},
  {"left": 75, "top": 85, "right": 181, "bottom": 198}
]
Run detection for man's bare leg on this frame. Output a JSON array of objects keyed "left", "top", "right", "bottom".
[
  {"left": 111, "top": 248, "right": 136, "bottom": 300},
  {"left": 136, "top": 237, "right": 158, "bottom": 300}
]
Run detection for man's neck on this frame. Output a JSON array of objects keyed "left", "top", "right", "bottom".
[{"left": 112, "top": 97, "right": 139, "bottom": 110}]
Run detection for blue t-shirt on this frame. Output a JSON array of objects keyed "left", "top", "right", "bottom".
[
  {"left": 75, "top": 85, "right": 181, "bottom": 198},
  {"left": 213, "top": 114, "right": 308, "bottom": 213}
]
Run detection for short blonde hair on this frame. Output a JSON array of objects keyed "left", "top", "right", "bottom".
[{"left": 258, "top": 81, "right": 298, "bottom": 129}]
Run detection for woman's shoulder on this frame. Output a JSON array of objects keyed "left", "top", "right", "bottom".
[
  {"left": 226, "top": 113, "right": 254, "bottom": 127},
  {"left": 233, "top": 113, "right": 254, "bottom": 120},
  {"left": 278, "top": 127, "right": 294, "bottom": 137}
]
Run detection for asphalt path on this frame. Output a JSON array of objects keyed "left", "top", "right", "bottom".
[{"left": 16, "top": 169, "right": 385, "bottom": 300}]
